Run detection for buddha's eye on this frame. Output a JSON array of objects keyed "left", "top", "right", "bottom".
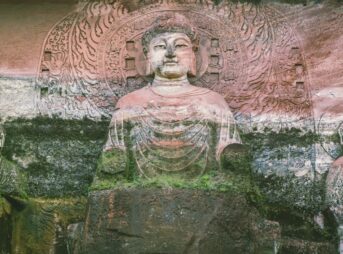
[
  {"left": 175, "top": 44, "right": 188, "bottom": 49},
  {"left": 154, "top": 44, "right": 166, "bottom": 50}
]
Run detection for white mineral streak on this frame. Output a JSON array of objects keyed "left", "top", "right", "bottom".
[{"left": 0, "top": 78, "right": 38, "bottom": 121}]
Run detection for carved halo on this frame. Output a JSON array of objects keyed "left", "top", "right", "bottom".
[
  {"left": 97, "top": 8, "right": 245, "bottom": 101},
  {"left": 37, "top": 0, "right": 312, "bottom": 120}
]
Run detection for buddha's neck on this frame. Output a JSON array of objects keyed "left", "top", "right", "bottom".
[{"left": 152, "top": 76, "right": 190, "bottom": 87}]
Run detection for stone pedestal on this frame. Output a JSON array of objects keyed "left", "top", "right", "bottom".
[{"left": 77, "top": 189, "right": 280, "bottom": 254}]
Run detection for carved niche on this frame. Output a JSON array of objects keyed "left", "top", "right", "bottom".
[{"left": 36, "top": 0, "right": 312, "bottom": 120}]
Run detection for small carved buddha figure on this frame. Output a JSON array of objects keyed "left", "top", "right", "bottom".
[{"left": 98, "top": 14, "right": 241, "bottom": 179}]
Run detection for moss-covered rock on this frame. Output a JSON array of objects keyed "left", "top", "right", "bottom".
[
  {"left": 0, "top": 197, "right": 11, "bottom": 254},
  {"left": 0, "top": 116, "right": 341, "bottom": 253},
  {"left": 0, "top": 156, "right": 28, "bottom": 197},
  {"left": 2, "top": 117, "right": 109, "bottom": 197},
  {"left": 11, "top": 199, "right": 56, "bottom": 254},
  {"left": 80, "top": 188, "right": 281, "bottom": 254},
  {"left": 8, "top": 197, "right": 87, "bottom": 254},
  {"left": 240, "top": 127, "right": 339, "bottom": 213}
]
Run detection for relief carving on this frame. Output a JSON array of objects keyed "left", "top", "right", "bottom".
[
  {"left": 36, "top": 0, "right": 312, "bottom": 120},
  {"left": 99, "top": 13, "right": 241, "bottom": 177}
]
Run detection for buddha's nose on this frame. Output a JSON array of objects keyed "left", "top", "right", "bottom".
[{"left": 165, "top": 45, "right": 176, "bottom": 58}]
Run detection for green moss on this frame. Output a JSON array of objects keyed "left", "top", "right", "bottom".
[
  {"left": 92, "top": 120, "right": 257, "bottom": 196},
  {"left": 221, "top": 144, "right": 252, "bottom": 175},
  {"left": 11, "top": 199, "right": 56, "bottom": 254},
  {"left": 0, "top": 197, "right": 11, "bottom": 254},
  {"left": 0, "top": 197, "right": 11, "bottom": 218},
  {"left": 241, "top": 128, "right": 320, "bottom": 152},
  {"left": 33, "top": 197, "right": 87, "bottom": 229},
  {"left": 2, "top": 116, "right": 109, "bottom": 160},
  {"left": 1, "top": 117, "right": 110, "bottom": 197},
  {"left": 97, "top": 149, "right": 126, "bottom": 175},
  {"left": 0, "top": 157, "right": 28, "bottom": 198},
  {"left": 124, "top": 122, "right": 135, "bottom": 180},
  {"left": 261, "top": 204, "right": 338, "bottom": 243},
  {"left": 276, "top": 0, "right": 308, "bottom": 5},
  {"left": 3, "top": 116, "right": 109, "bottom": 142},
  {"left": 10, "top": 197, "right": 86, "bottom": 254},
  {"left": 91, "top": 170, "right": 255, "bottom": 194},
  {"left": 251, "top": 172, "right": 337, "bottom": 244}
]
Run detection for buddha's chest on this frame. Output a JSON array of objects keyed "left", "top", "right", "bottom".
[
  {"left": 127, "top": 105, "right": 219, "bottom": 177},
  {"left": 131, "top": 104, "right": 215, "bottom": 147}
]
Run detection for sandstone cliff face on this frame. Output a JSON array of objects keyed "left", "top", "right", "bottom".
[
  {"left": 0, "top": 0, "right": 342, "bottom": 253},
  {"left": 80, "top": 189, "right": 281, "bottom": 254},
  {"left": 0, "top": 0, "right": 342, "bottom": 121}
]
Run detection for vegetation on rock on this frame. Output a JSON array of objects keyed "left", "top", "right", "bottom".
[{"left": 0, "top": 117, "right": 341, "bottom": 253}]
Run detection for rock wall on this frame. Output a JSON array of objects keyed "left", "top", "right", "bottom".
[{"left": 0, "top": 0, "right": 342, "bottom": 253}]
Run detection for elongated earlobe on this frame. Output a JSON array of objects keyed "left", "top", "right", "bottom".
[
  {"left": 188, "top": 52, "right": 197, "bottom": 77},
  {"left": 145, "top": 54, "right": 154, "bottom": 76}
]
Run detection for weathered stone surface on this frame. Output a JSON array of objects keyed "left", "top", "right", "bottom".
[
  {"left": 93, "top": 12, "right": 244, "bottom": 186},
  {"left": 0, "top": 0, "right": 342, "bottom": 253},
  {"left": 0, "top": 0, "right": 75, "bottom": 78},
  {"left": 280, "top": 237, "right": 337, "bottom": 254},
  {"left": 0, "top": 157, "right": 27, "bottom": 196},
  {"left": 0, "top": 198, "right": 11, "bottom": 254},
  {"left": 0, "top": 78, "right": 37, "bottom": 121},
  {"left": 2, "top": 118, "right": 109, "bottom": 197},
  {"left": 80, "top": 189, "right": 281, "bottom": 254},
  {"left": 0, "top": 124, "right": 27, "bottom": 197},
  {"left": 241, "top": 128, "right": 326, "bottom": 212},
  {"left": 6, "top": 197, "right": 86, "bottom": 254},
  {"left": 0, "top": 1, "right": 341, "bottom": 121}
]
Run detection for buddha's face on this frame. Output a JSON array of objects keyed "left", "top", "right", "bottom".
[{"left": 148, "top": 32, "right": 195, "bottom": 80}]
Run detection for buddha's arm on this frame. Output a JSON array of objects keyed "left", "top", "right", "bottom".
[
  {"left": 97, "top": 148, "right": 127, "bottom": 175},
  {"left": 96, "top": 112, "right": 128, "bottom": 176},
  {"left": 216, "top": 112, "right": 249, "bottom": 172},
  {"left": 216, "top": 111, "right": 241, "bottom": 156}
]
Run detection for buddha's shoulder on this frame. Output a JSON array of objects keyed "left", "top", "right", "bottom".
[
  {"left": 194, "top": 87, "right": 229, "bottom": 108},
  {"left": 116, "top": 87, "right": 153, "bottom": 108}
]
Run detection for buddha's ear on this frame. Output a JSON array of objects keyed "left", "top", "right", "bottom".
[
  {"left": 188, "top": 52, "right": 197, "bottom": 77},
  {"left": 145, "top": 53, "right": 154, "bottom": 76}
]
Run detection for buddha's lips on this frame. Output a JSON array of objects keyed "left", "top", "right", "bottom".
[{"left": 163, "top": 61, "right": 178, "bottom": 66}]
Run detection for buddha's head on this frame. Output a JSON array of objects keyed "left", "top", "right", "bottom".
[{"left": 142, "top": 13, "right": 198, "bottom": 80}]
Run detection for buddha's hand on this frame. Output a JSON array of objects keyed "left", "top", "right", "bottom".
[
  {"left": 96, "top": 148, "right": 127, "bottom": 175},
  {"left": 220, "top": 144, "right": 251, "bottom": 174}
]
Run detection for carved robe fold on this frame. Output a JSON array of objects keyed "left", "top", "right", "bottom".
[{"left": 102, "top": 85, "right": 241, "bottom": 177}]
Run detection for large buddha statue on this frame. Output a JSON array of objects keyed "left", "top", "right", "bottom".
[{"left": 98, "top": 14, "right": 241, "bottom": 179}]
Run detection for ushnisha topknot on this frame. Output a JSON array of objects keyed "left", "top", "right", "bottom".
[{"left": 142, "top": 13, "right": 199, "bottom": 55}]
